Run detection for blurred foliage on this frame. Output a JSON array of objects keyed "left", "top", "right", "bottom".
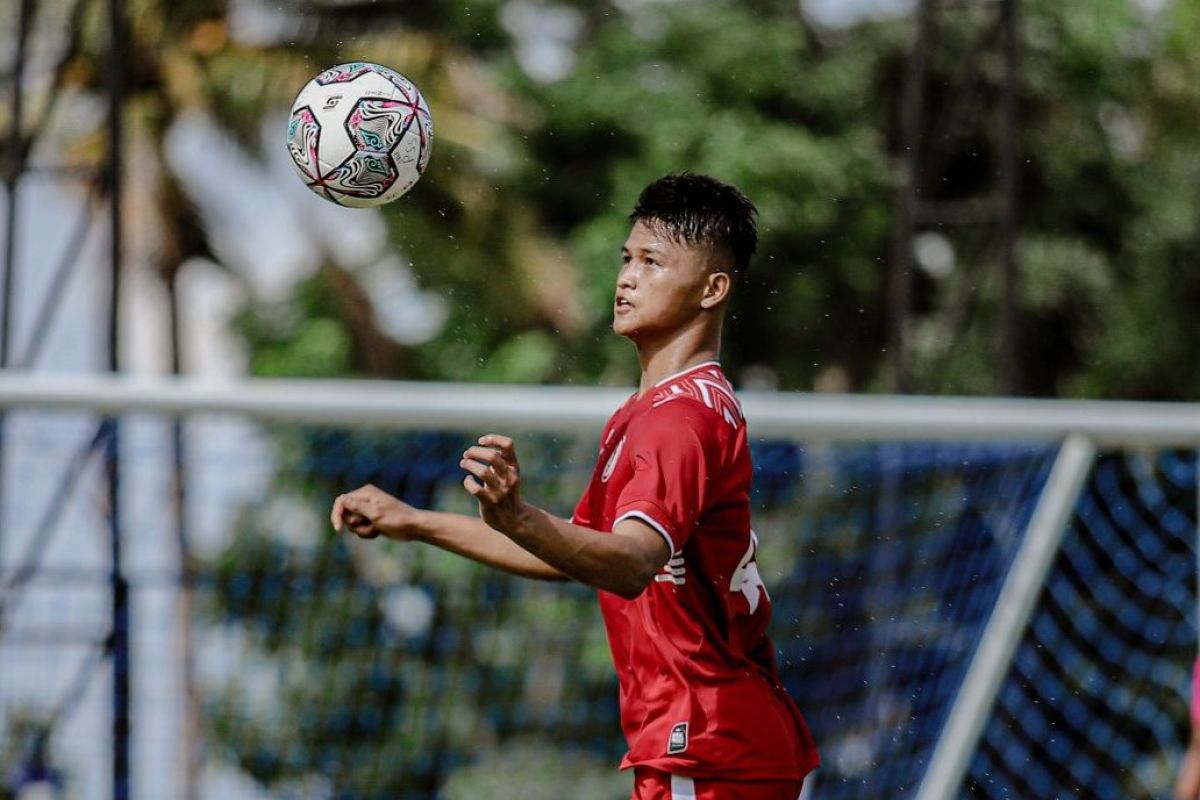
[
  {"left": 439, "top": 738, "right": 629, "bottom": 799},
  {"left": 25, "top": 0, "right": 1200, "bottom": 395},
  {"left": 13, "top": 0, "right": 1200, "bottom": 795},
  {"left": 201, "top": 428, "right": 624, "bottom": 797},
  {"left": 219, "top": 0, "right": 1200, "bottom": 398}
]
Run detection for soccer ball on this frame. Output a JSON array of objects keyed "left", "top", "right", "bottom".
[{"left": 287, "top": 62, "right": 434, "bottom": 207}]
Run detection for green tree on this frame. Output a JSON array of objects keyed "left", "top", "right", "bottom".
[{"left": 223, "top": 1, "right": 1200, "bottom": 399}]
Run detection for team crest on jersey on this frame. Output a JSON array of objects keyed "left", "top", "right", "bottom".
[
  {"left": 667, "top": 722, "right": 689, "bottom": 755},
  {"left": 600, "top": 436, "right": 625, "bottom": 483}
]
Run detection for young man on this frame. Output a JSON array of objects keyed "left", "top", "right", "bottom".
[{"left": 330, "top": 173, "right": 819, "bottom": 799}]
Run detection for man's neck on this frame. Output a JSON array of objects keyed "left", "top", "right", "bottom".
[{"left": 634, "top": 325, "right": 721, "bottom": 396}]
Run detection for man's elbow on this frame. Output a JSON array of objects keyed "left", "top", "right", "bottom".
[
  {"left": 611, "top": 582, "right": 648, "bottom": 601},
  {"left": 611, "top": 580, "right": 646, "bottom": 601},
  {"left": 610, "top": 559, "right": 660, "bottom": 600},
  {"left": 602, "top": 522, "right": 671, "bottom": 599}
]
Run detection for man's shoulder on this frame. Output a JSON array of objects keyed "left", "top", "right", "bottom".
[{"left": 647, "top": 365, "right": 744, "bottom": 430}]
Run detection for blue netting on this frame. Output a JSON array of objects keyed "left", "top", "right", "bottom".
[
  {"left": 2, "top": 413, "right": 1197, "bottom": 800},
  {"left": 766, "top": 442, "right": 1057, "bottom": 798},
  {"left": 969, "top": 451, "right": 1198, "bottom": 799},
  {"left": 197, "top": 435, "right": 1064, "bottom": 798}
]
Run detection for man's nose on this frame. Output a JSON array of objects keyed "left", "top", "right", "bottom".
[{"left": 618, "top": 264, "right": 636, "bottom": 288}]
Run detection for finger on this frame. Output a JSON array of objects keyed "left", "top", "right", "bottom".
[
  {"left": 340, "top": 505, "right": 379, "bottom": 539},
  {"left": 477, "top": 434, "right": 515, "bottom": 458},
  {"left": 462, "top": 445, "right": 503, "bottom": 465},
  {"left": 463, "top": 474, "right": 487, "bottom": 498},
  {"left": 348, "top": 517, "right": 380, "bottom": 539},
  {"left": 460, "top": 456, "right": 500, "bottom": 488},
  {"left": 462, "top": 446, "right": 513, "bottom": 482},
  {"left": 330, "top": 495, "right": 344, "bottom": 531},
  {"left": 334, "top": 490, "right": 368, "bottom": 525}
]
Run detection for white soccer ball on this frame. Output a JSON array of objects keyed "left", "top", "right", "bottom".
[{"left": 286, "top": 62, "right": 434, "bottom": 207}]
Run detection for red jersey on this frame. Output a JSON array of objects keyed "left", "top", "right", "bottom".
[{"left": 571, "top": 361, "right": 819, "bottom": 780}]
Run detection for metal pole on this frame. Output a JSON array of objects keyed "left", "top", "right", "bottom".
[
  {"left": 997, "top": 0, "right": 1021, "bottom": 395},
  {"left": 0, "top": 0, "right": 36, "bottom": 606},
  {"left": 107, "top": 0, "right": 129, "bottom": 797},
  {"left": 915, "top": 433, "right": 1096, "bottom": 800},
  {"left": 887, "top": 0, "right": 935, "bottom": 393},
  {"left": 167, "top": 270, "right": 199, "bottom": 800},
  {"left": 106, "top": 421, "right": 128, "bottom": 800},
  {"left": 1, "top": 0, "right": 35, "bottom": 369},
  {"left": 0, "top": 0, "right": 37, "bottom": 712},
  {"left": 1, "top": 374, "right": 1200, "bottom": 444}
]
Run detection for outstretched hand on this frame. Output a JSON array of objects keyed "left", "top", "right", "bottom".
[
  {"left": 461, "top": 434, "right": 525, "bottom": 533},
  {"left": 330, "top": 484, "right": 417, "bottom": 540}
]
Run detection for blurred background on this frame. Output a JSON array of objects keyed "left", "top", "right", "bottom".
[
  {"left": 1, "top": 0, "right": 1199, "bottom": 798},
  {"left": 5, "top": 0, "right": 1200, "bottom": 395}
]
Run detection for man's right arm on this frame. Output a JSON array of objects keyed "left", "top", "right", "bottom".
[{"left": 331, "top": 484, "right": 568, "bottom": 582}]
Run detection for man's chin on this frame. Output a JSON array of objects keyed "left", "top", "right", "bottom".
[{"left": 612, "top": 320, "right": 643, "bottom": 341}]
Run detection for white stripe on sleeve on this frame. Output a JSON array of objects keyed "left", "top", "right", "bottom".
[{"left": 613, "top": 510, "right": 677, "bottom": 555}]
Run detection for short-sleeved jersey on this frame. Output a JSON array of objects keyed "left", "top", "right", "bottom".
[{"left": 571, "top": 361, "right": 819, "bottom": 781}]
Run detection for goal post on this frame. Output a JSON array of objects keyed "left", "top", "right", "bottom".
[
  {"left": 0, "top": 372, "right": 1196, "bottom": 800},
  {"left": 914, "top": 433, "right": 1097, "bottom": 800},
  {"left": 0, "top": 372, "right": 1198, "bottom": 442}
]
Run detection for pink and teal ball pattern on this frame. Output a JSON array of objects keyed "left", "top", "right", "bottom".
[{"left": 286, "top": 62, "right": 433, "bottom": 207}]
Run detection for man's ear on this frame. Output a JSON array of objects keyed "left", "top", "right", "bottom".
[{"left": 700, "top": 271, "right": 731, "bottom": 309}]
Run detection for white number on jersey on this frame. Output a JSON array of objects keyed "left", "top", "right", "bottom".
[{"left": 730, "top": 531, "right": 768, "bottom": 614}]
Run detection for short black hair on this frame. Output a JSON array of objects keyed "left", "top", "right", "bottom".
[{"left": 629, "top": 172, "right": 758, "bottom": 278}]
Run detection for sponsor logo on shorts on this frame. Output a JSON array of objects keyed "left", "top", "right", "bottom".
[{"left": 667, "top": 721, "right": 688, "bottom": 755}]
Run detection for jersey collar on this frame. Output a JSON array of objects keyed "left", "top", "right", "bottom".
[{"left": 653, "top": 360, "right": 722, "bottom": 388}]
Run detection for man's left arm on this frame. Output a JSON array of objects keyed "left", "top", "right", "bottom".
[{"left": 462, "top": 434, "right": 670, "bottom": 599}]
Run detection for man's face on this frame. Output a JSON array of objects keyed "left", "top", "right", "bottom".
[{"left": 613, "top": 220, "right": 717, "bottom": 342}]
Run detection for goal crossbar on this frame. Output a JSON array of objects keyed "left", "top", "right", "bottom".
[{"left": 0, "top": 371, "right": 1199, "bottom": 446}]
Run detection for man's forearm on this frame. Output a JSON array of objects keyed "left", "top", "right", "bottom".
[
  {"left": 501, "top": 504, "right": 662, "bottom": 598},
  {"left": 407, "top": 508, "right": 567, "bottom": 581}
]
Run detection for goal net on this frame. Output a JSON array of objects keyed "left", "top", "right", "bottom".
[{"left": 0, "top": 375, "right": 1194, "bottom": 800}]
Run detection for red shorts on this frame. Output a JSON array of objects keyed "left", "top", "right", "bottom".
[{"left": 632, "top": 767, "right": 805, "bottom": 800}]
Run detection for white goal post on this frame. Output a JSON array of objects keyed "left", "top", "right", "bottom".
[
  {"left": 0, "top": 371, "right": 1199, "bottom": 444},
  {"left": 1, "top": 370, "right": 1198, "bottom": 799}
]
